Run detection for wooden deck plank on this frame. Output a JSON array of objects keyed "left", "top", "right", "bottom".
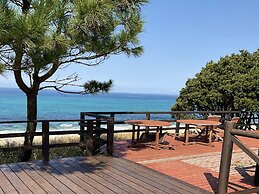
[
  {"left": 0, "top": 187, "right": 4, "bottom": 194},
  {"left": 87, "top": 158, "right": 179, "bottom": 193},
  {"left": 86, "top": 157, "right": 171, "bottom": 194},
  {"left": 7, "top": 163, "right": 47, "bottom": 194},
  {"left": 109, "top": 156, "right": 210, "bottom": 194},
  {"left": 29, "top": 161, "right": 86, "bottom": 194},
  {"left": 77, "top": 163, "right": 142, "bottom": 194},
  {"left": 63, "top": 157, "right": 143, "bottom": 194},
  {"left": 95, "top": 156, "right": 188, "bottom": 193},
  {"left": 17, "top": 163, "right": 60, "bottom": 194},
  {"left": 0, "top": 170, "right": 18, "bottom": 194},
  {"left": 64, "top": 158, "right": 143, "bottom": 194},
  {"left": 61, "top": 158, "right": 127, "bottom": 194},
  {"left": 67, "top": 157, "right": 159, "bottom": 194},
  {"left": 27, "top": 162, "right": 70, "bottom": 193},
  {"left": 99, "top": 158, "right": 177, "bottom": 194},
  {"left": 73, "top": 157, "right": 166, "bottom": 194},
  {"left": 47, "top": 160, "right": 107, "bottom": 194},
  {"left": 0, "top": 164, "right": 32, "bottom": 194},
  {"left": 95, "top": 155, "right": 210, "bottom": 194}
]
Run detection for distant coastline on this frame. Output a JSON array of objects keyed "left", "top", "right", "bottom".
[{"left": 0, "top": 86, "right": 177, "bottom": 97}]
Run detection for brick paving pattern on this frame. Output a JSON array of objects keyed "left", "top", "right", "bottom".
[
  {"left": 114, "top": 136, "right": 259, "bottom": 193},
  {"left": 182, "top": 149, "right": 256, "bottom": 174}
]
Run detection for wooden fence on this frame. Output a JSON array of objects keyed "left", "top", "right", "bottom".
[
  {"left": 80, "top": 110, "right": 248, "bottom": 134},
  {"left": 218, "top": 121, "right": 259, "bottom": 194},
  {"left": 0, "top": 110, "right": 257, "bottom": 162},
  {"left": 0, "top": 116, "right": 114, "bottom": 162}
]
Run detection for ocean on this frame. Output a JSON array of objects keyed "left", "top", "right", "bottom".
[{"left": 0, "top": 87, "right": 177, "bottom": 132}]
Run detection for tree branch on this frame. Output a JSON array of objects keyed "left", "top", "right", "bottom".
[
  {"left": 40, "top": 86, "right": 87, "bottom": 95},
  {"left": 60, "top": 56, "right": 107, "bottom": 67},
  {"left": 13, "top": 48, "right": 30, "bottom": 94},
  {"left": 39, "top": 73, "right": 81, "bottom": 90},
  {"left": 38, "top": 60, "right": 60, "bottom": 82},
  {"left": 60, "top": 46, "right": 121, "bottom": 66},
  {"left": 39, "top": 75, "right": 113, "bottom": 95},
  {"left": 22, "top": 0, "right": 31, "bottom": 14}
]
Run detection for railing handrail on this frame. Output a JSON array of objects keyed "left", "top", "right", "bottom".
[
  {"left": 0, "top": 110, "right": 251, "bottom": 124},
  {"left": 0, "top": 118, "right": 107, "bottom": 124},
  {"left": 230, "top": 129, "right": 259, "bottom": 139},
  {"left": 81, "top": 110, "right": 242, "bottom": 114}
]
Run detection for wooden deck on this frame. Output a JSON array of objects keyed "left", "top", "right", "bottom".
[{"left": 0, "top": 155, "right": 209, "bottom": 194}]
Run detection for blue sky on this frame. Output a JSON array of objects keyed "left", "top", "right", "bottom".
[{"left": 1, "top": 0, "right": 259, "bottom": 95}]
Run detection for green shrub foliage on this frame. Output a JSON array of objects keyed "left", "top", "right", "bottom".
[{"left": 172, "top": 50, "right": 259, "bottom": 111}]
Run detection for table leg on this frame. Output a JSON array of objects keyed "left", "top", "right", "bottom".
[
  {"left": 136, "top": 126, "right": 140, "bottom": 143},
  {"left": 184, "top": 124, "right": 189, "bottom": 145},
  {"left": 131, "top": 125, "right": 135, "bottom": 147},
  {"left": 208, "top": 126, "right": 213, "bottom": 147},
  {"left": 145, "top": 126, "right": 149, "bottom": 134},
  {"left": 155, "top": 127, "right": 160, "bottom": 150},
  {"left": 205, "top": 126, "right": 209, "bottom": 142}
]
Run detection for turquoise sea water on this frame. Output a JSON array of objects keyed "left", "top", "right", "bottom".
[{"left": 0, "top": 88, "right": 177, "bottom": 132}]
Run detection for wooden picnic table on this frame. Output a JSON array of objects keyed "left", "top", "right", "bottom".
[
  {"left": 125, "top": 120, "right": 172, "bottom": 150},
  {"left": 176, "top": 119, "right": 221, "bottom": 146}
]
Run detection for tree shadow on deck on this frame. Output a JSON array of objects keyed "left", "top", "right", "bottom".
[
  {"left": 204, "top": 171, "right": 254, "bottom": 193},
  {"left": 235, "top": 165, "right": 256, "bottom": 186},
  {"left": 113, "top": 134, "right": 203, "bottom": 159},
  {"left": 2, "top": 156, "right": 109, "bottom": 176},
  {"left": 113, "top": 132, "right": 164, "bottom": 158},
  {"left": 113, "top": 139, "right": 153, "bottom": 158}
]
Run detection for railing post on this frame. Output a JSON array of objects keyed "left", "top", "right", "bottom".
[
  {"left": 145, "top": 113, "right": 150, "bottom": 120},
  {"left": 145, "top": 113, "right": 150, "bottom": 134},
  {"left": 254, "top": 148, "right": 259, "bottom": 186},
  {"left": 86, "top": 120, "right": 94, "bottom": 156},
  {"left": 256, "top": 113, "right": 259, "bottom": 130},
  {"left": 42, "top": 121, "right": 50, "bottom": 162},
  {"left": 107, "top": 117, "right": 114, "bottom": 156},
  {"left": 218, "top": 121, "right": 235, "bottom": 194},
  {"left": 175, "top": 114, "right": 180, "bottom": 135},
  {"left": 80, "top": 112, "right": 85, "bottom": 142},
  {"left": 226, "top": 113, "right": 232, "bottom": 121},
  {"left": 204, "top": 113, "right": 208, "bottom": 119},
  {"left": 96, "top": 116, "right": 101, "bottom": 137}
]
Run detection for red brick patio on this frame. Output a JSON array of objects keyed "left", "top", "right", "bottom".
[{"left": 114, "top": 135, "right": 258, "bottom": 193}]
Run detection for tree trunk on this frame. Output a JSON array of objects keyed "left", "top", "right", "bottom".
[{"left": 18, "top": 91, "right": 38, "bottom": 162}]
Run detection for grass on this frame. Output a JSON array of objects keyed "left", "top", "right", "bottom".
[
  {"left": 0, "top": 136, "right": 86, "bottom": 164},
  {"left": 0, "top": 133, "right": 133, "bottom": 164}
]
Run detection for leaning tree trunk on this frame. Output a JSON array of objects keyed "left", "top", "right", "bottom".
[{"left": 18, "top": 91, "right": 38, "bottom": 162}]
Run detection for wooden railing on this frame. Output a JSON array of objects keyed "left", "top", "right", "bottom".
[
  {"left": 81, "top": 111, "right": 244, "bottom": 134},
  {"left": 218, "top": 121, "right": 259, "bottom": 194},
  {"left": 0, "top": 110, "right": 256, "bottom": 163},
  {"left": 0, "top": 116, "right": 114, "bottom": 162},
  {"left": 80, "top": 113, "right": 114, "bottom": 156}
]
